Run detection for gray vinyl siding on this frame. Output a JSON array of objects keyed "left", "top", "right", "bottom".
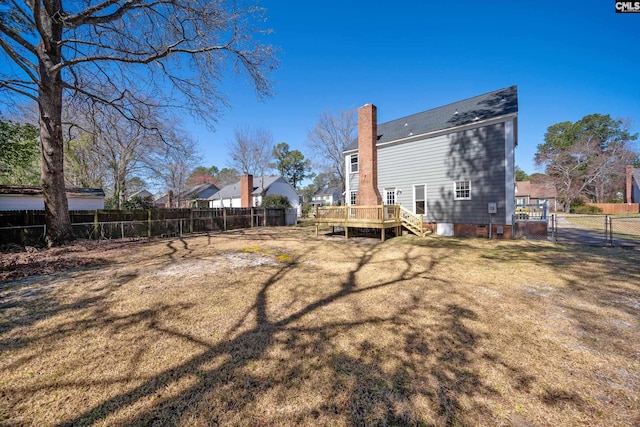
[{"left": 376, "top": 122, "right": 509, "bottom": 224}]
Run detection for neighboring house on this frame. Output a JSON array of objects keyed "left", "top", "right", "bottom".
[
  {"left": 515, "top": 180, "right": 558, "bottom": 211},
  {"left": 154, "top": 192, "right": 170, "bottom": 208},
  {"left": 0, "top": 185, "right": 105, "bottom": 210},
  {"left": 344, "top": 86, "right": 518, "bottom": 237},
  {"left": 311, "top": 187, "right": 342, "bottom": 206},
  {"left": 209, "top": 175, "right": 300, "bottom": 212},
  {"left": 155, "top": 184, "right": 219, "bottom": 208},
  {"left": 178, "top": 183, "right": 219, "bottom": 208},
  {"left": 128, "top": 189, "right": 153, "bottom": 200}
]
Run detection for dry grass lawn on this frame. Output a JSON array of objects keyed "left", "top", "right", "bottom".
[{"left": 1, "top": 225, "right": 639, "bottom": 426}]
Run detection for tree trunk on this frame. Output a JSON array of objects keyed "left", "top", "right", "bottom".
[{"left": 37, "top": 2, "right": 73, "bottom": 246}]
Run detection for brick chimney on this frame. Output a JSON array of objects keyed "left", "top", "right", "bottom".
[
  {"left": 356, "top": 104, "right": 382, "bottom": 205},
  {"left": 240, "top": 174, "right": 253, "bottom": 207},
  {"left": 625, "top": 165, "right": 633, "bottom": 203}
]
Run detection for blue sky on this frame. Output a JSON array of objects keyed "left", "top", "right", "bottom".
[{"left": 192, "top": 0, "right": 640, "bottom": 177}]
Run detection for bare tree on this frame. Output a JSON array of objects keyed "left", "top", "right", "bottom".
[
  {"left": 228, "top": 126, "right": 274, "bottom": 177},
  {"left": 536, "top": 114, "right": 638, "bottom": 211},
  {"left": 0, "top": 1, "right": 277, "bottom": 245},
  {"left": 306, "top": 108, "right": 357, "bottom": 195},
  {"left": 152, "top": 136, "right": 200, "bottom": 207}
]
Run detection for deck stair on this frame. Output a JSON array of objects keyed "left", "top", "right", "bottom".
[{"left": 398, "top": 205, "right": 425, "bottom": 237}]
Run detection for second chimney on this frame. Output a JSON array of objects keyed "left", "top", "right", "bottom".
[
  {"left": 625, "top": 165, "right": 634, "bottom": 203},
  {"left": 356, "top": 104, "right": 382, "bottom": 206},
  {"left": 240, "top": 174, "right": 253, "bottom": 208}
]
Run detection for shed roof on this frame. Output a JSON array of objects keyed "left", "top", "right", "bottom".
[{"left": 0, "top": 185, "right": 105, "bottom": 197}]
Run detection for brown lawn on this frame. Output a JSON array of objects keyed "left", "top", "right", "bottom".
[{"left": 0, "top": 225, "right": 639, "bottom": 426}]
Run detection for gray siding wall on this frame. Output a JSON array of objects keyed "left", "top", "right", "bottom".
[{"left": 372, "top": 122, "right": 509, "bottom": 224}]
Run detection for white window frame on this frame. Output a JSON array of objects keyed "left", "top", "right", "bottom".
[
  {"left": 454, "top": 180, "right": 471, "bottom": 200},
  {"left": 350, "top": 191, "right": 357, "bottom": 206},
  {"left": 413, "top": 184, "right": 427, "bottom": 215},
  {"left": 350, "top": 154, "right": 359, "bottom": 174},
  {"left": 385, "top": 188, "right": 396, "bottom": 205}
]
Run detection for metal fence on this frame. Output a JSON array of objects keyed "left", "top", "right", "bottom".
[
  {"left": 0, "top": 207, "right": 298, "bottom": 246},
  {"left": 607, "top": 216, "right": 640, "bottom": 247},
  {"left": 550, "top": 214, "right": 640, "bottom": 247}
]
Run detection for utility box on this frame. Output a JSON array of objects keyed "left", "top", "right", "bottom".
[{"left": 488, "top": 203, "right": 497, "bottom": 214}]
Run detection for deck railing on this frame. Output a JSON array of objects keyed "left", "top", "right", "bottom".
[
  {"left": 398, "top": 205, "right": 425, "bottom": 237},
  {"left": 315, "top": 205, "right": 400, "bottom": 223}
]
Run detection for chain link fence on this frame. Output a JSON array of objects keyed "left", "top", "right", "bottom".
[
  {"left": 550, "top": 214, "right": 640, "bottom": 247},
  {"left": 608, "top": 216, "right": 640, "bottom": 247}
]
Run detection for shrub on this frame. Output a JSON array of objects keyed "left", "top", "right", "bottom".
[
  {"left": 570, "top": 204, "right": 603, "bottom": 214},
  {"left": 261, "top": 194, "right": 291, "bottom": 209}
]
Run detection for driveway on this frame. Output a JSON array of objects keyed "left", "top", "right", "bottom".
[{"left": 554, "top": 215, "right": 640, "bottom": 247}]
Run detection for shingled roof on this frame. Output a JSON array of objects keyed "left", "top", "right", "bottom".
[
  {"left": 0, "top": 185, "right": 105, "bottom": 197},
  {"left": 209, "top": 176, "right": 283, "bottom": 200},
  {"left": 345, "top": 85, "right": 518, "bottom": 152}
]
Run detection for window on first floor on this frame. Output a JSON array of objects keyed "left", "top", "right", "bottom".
[
  {"left": 350, "top": 191, "right": 357, "bottom": 205},
  {"left": 350, "top": 154, "right": 358, "bottom": 173},
  {"left": 454, "top": 180, "right": 471, "bottom": 200},
  {"left": 516, "top": 197, "right": 526, "bottom": 206},
  {"left": 414, "top": 184, "right": 426, "bottom": 214},
  {"left": 385, "top": 188, "right": 396, "bottom": 205}
]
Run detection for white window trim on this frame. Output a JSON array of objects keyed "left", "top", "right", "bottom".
[
  {"left": 454, "top": 180, "right": 471, "bottom": 200},
  {"left": 349, "top": 154, "right": 359, "bottom": 174},
  {"left": 384, "top": 188, "right": 396, "bottom": 205},
  {"left": 413, "top": 184, "right": 427, "bottom": 215},
  {"left": 350, "top": 190, "right": 357, "bottom": 206}
]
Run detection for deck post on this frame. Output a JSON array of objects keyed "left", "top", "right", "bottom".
[{"left": 223, "top": 207, "right": 227, "bottom": 231}]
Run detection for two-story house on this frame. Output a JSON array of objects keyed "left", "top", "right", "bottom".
[{"left": 344, "top": 86, "right": 518, "bottom": 237}]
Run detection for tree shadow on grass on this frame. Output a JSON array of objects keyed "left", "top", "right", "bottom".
[
  {"left": 0, "top": 259, "right": 131, "bottom": 339},
  {"left": 1, "top": 232, "right": 563, "bottom": 426}
]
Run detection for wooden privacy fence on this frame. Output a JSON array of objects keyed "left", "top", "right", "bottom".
[
  {"left": 585, "top": 203, "right": 639, "bottom": 215},
  {"left": 0, "top": 207, "right": 296, "bottom": 246}
]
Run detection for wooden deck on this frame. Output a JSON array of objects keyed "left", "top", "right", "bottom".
[{"left": 315, "top": 205, "right": 425, "bottom": 241}]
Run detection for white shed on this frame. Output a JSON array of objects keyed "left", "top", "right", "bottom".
[{"left": 0, "top": 185, "right": 106, "bottom": 211}]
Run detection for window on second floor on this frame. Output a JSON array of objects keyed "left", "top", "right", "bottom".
[{"left": 350, "top": 154, "right": 358, "bottom": 173}]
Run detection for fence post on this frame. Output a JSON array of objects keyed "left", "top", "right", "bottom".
[
  {"left": 189, "top": 209, "right": 194, "bottom": 234},
  {"left": 147, "top": 209, "right": 152, "bottom": 239},
  {"left": 94, "top": 210, "right": 99, "bottom": 240},
  {"left": 223, "top": 207, "right": 227, "bottom": 231}
]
